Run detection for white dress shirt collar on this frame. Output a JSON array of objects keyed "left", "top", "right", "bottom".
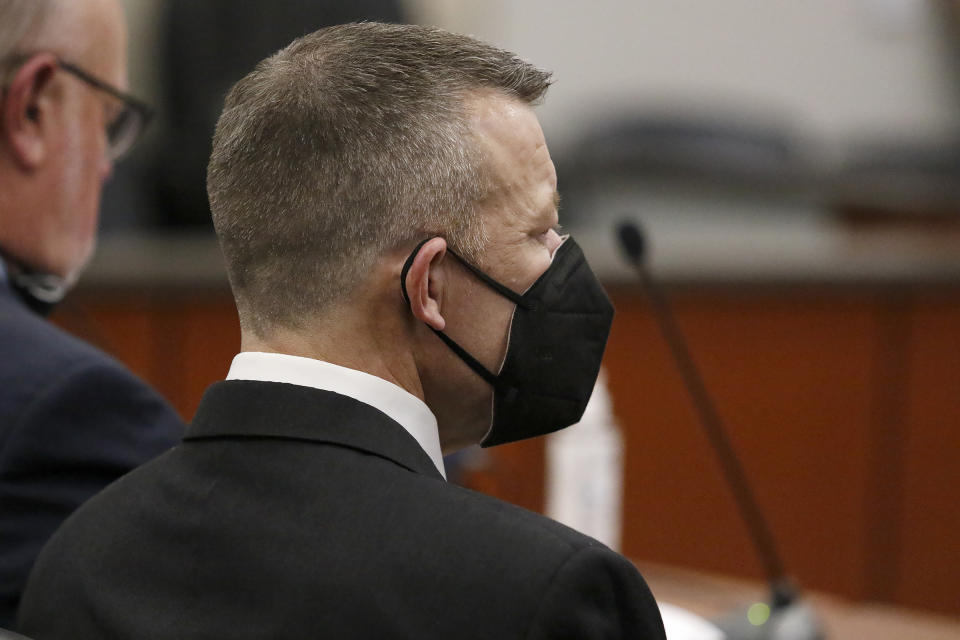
[{"left": 225, "top": 351, "right": 445, "bottom": 479}]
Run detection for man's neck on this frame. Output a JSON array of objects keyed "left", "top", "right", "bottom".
[{"left": 241, "top": 320, "right": 426, "bottom": 404}]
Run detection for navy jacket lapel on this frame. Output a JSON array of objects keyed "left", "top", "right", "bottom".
[{"left": 186, "top": 380, "right": 445, "bottom": 481}]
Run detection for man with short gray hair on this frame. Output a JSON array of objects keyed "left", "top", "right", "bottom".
[
  {"left": 20, "top": 23, "right": 665, "bottom": 639},
  {"left": 0, "top": 0, "right": 182, "bottom": 628}
]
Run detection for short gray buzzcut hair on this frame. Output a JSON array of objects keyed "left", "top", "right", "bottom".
[
  {"left": 0, "top": 0, "right": 55, "bottom": 82},
  {"left": 207, "top": 22, "right": 552, "bottom": 338}
]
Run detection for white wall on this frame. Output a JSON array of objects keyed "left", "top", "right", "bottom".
[
  {"left": 119, "top": 0, "right": 162, "bottom": 102},
  {"left": 406, "top": 0, "right": 960, "bottom": 159},
  {"left": 120, "top": 0, "right": 960, "bottom": 158}
]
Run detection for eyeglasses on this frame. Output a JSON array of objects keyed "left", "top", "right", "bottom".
[
  {"left": 56, "top": 60, "right": 154, "bottom": 161},
  {"left": 1, "top": 55, "right": 153, "bottom": 160}
]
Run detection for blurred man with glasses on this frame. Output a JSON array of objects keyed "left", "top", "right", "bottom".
[{"left": 0, "top": 0, "right": 182, "bottom": 628}]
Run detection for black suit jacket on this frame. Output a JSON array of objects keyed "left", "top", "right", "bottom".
[
  {"left": 19, "top": 380, "right": 665, "bottom": 639},
  {"left": 0, "top": 280, "right": 183, "bottom": 627}
]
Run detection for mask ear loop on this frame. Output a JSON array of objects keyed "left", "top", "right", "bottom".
[
  {"left": 400, "top": 239, "right": 516, "bottom": 392},
  {"left": 443, "top": 247, "right": 534, "bottom": 310},
  {"left": 399, "top": 238, "right": 433, "bottom": 306}
]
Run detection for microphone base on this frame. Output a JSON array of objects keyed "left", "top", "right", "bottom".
[{"left": 713, "top": 598, "right": 825, "bottom": 640}]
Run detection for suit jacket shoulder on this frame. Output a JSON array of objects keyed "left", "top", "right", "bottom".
[
  {"left": 360, "top": 468, "right": 666, "bottom": 640},
  {"left": 0, "top": 286, "right": 183, "bottom": 460},
  {"left": 19, "top": 381, "right": 662, "bottom": 639},
  {"left": 0, "top": 286, "right": 184, "bottom": 627},
  {"left": 0, "top": 288, "right": 118, "bottom": 431}
]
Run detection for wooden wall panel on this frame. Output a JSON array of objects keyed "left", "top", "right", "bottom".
[
  {"left": 860, "top": 295, "right": 913, "bottom": 604},
  {"left": 52, "top": 290, "right": 240, "bottom": 422},
  {"left": 897, "top": 296, "right": 960, "bottom": 614},
  {"left": 604, "top": 289, "right": 879, "bottom": 600},
  {"left": 53, "top": 294, "right": 156, "bottom": 384},
  {"left": 145, "top": 295, "right": 240, "bottom": 420}
]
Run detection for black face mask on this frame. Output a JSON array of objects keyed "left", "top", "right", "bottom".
[{"left": 401, "top": 237, "right": 615, "bottom": 447}]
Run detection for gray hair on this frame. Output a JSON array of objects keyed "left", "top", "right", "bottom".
[
  {"left": 207, "top": 22, "right": 552, "bottom": 338},
  {"left": 0, "top": 0, "right": 54, "bottom": 82}
]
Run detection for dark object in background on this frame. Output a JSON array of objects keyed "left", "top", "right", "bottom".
[
  {"left": 831, "top": 141, "right": 960, "bottom": 224},
  {"left": 555, "top": 113, "right": 817, "bottom": 228},
  {"left": 101, "top": 0, "right": 404, "bottom": 230},
  {"left": 559, "top": 114, "right": 812, "bottom": 186}
]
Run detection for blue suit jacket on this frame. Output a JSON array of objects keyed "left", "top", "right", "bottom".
[{"left": 0, "top": 276, "right": 183, "bottom": 627}]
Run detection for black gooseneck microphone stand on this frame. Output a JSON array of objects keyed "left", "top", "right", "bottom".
[{"left": 616, "top": 221, "right": 824, "bottom": 640}]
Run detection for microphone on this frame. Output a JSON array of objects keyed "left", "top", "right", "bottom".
[
  {"left": 616, "top": 220, "right": 823, "bottom": 640},
  {"left": 617, "top": 222, "right": 646, "bottom": 265}
]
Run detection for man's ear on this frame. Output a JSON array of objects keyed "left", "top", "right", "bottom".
[
  {"left": 2, "top": 54, "right": 59, "bottom": 169},
  {"left": 404, "top": 237, "right": 448, "bottom": 331}
]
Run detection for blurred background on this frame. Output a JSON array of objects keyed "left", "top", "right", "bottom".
[{"left": 56, "top": 0, "right": 959, "bottom": 632}]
